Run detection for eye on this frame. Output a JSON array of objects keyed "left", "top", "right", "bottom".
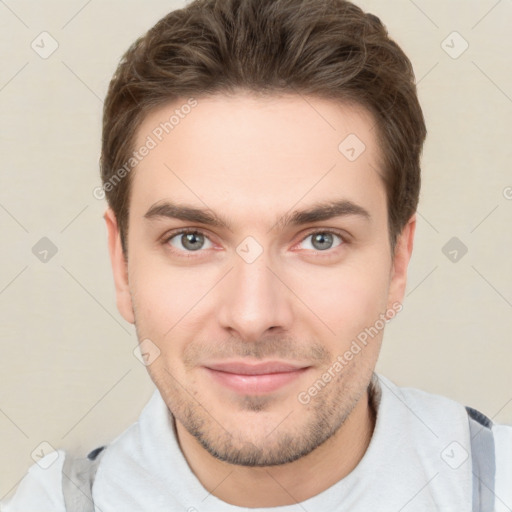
[
  {"left": 297, "top": 231, "right": 345, "bottom": 252},
  {"left": 165, "top": 229, "right": 214, "bottom": 253}
]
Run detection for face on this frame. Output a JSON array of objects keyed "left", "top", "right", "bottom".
[{"left": 106, "top": 92, "right": 414, "bottom": 466}]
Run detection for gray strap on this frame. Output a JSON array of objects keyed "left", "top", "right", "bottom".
[
  {"left": 62, "top": 447, "right": 105, "bottom": 512},
  {"left": 467, "top": 407, "right": 496, "bottom": 512}
]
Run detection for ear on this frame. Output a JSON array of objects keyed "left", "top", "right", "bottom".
[
  {"left": 104, "top": 208, "right": 135, "bottom": 324},
  {"left": 386, "top": 214, "right": 416, "bottom": 310}
]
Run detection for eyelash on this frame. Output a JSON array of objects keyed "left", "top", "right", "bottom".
[{"left": 162, "top": 228, "right": 348, "bottom": 259}]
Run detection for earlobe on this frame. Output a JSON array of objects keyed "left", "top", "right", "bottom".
[
  {"left": 104, "top": 208, "right": 135, "bottom": 324},
  {"left": 387, "top": 214, "right": 416, "bottom": 309}
]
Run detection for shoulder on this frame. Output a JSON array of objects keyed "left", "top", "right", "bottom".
[
  {"left": 1, "top": 392, "right": 159, "bottom": 512},
  {"left": 493, "top": 423, "right": 512, "bottom": 510},
  {"left": 0, "top": 450, "right": 66, "bottom": 512},
  {"left": 493, "top": 422, "right": 512, "bottom": 444},
  {"left": 375, "top": 373, "right": 470, "bottom": 429},
  {"left": 378, "top": 374, "right": 512, "bottom": 509}
]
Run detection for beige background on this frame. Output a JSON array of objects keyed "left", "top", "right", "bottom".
[{"left": 1, "top": 0, "right": 511, "bottom": 499}]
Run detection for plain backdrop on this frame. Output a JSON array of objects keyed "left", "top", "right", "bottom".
[{"left": 1, "top": 0, "right": 511, "bottom": 499}]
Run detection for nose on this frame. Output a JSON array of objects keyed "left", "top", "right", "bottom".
[{"left": 216, "top": 248, "right": 294, "bottom": 342}]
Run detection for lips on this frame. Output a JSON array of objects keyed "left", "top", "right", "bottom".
[
  {"left": 206, "top": 361, "right": 306, "bottom": 375},
  {"left": 203, "top": 360, "right": 310, "bottom": 394}
]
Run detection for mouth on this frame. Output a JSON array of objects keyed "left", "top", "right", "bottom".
[{"left": 202, "top": 360, "right": 311, "bottom": 394}]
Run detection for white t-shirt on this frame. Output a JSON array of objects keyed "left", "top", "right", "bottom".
[{"left": 2, "top": 373, "right": 511, "bottom": 511}]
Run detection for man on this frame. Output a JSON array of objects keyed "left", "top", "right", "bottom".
[{"left": 3, "top": 0, "right": 511, "bottom": 510}]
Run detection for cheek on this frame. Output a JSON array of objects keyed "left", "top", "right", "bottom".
[
  {"left": 128, "top": 253, "right": 230, "bottom": 367},
  {"left": 129, "top": 256, "right": 202, "bottom": 339},
  {"left": 295, "top": 261, "right": 390, "bottom": 328}
]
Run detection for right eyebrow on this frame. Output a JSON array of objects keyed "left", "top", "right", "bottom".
[{"left": 144, "top": 201, "right": 229, "bottom": 229}]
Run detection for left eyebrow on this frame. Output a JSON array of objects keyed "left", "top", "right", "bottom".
[
  {"left": 143, "top": 198, "right": 371, "bottom": 231},
  {"left": 277, "top": 199, "right": 371, "bottom": 230}
]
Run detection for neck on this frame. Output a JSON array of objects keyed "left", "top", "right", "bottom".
[{"left": 175, "top": 388, "right": 376, "bottom": 507}]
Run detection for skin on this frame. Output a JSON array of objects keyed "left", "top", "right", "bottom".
[{"left": 105, "top": 92, "right": 415, "bottom": 507}]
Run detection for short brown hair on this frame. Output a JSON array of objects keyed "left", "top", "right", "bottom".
[{"left": 101, "top": 0, "right": 426, "bottom": 254}]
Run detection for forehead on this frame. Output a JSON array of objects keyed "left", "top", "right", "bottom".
[{"left": 130, "top": 93, "right": 385, "bottom": 223}]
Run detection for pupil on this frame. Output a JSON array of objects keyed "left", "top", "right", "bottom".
[
  {"left": 184, "top": 232, "right": 202, "bottom": 251},
  {"left": 313, "top": 233, "right": 332, "bottom": 250}
]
